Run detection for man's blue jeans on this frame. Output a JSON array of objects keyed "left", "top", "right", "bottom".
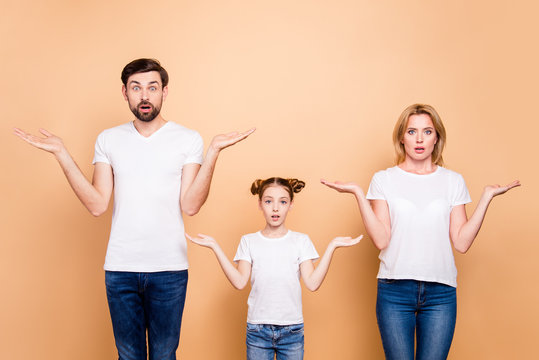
[
  {"left": 246, "top": 323, "right": 304, "bottom": 360},
  {"left": 105, "top": 270, "right": 188, "bottom": 360},
  {"left": 376, "top": 279, "right": 457, "bottom": 360}
]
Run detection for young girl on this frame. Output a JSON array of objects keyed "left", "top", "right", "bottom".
[
  {"left": 322, "top": 104, "right": 520, "bottom": 359},
  {"left": 187, "top": 177, "right": 362, "bottom": 360}
]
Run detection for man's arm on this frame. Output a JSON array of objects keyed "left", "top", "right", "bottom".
[
  {"left": 14, "top": 128, "right": 114, "bottom": 216},
  {"left": 180, "top": 128, "right": 255, "bottom": 216}
]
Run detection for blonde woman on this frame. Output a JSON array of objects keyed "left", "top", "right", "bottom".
[{"left": 322, "top": 104, "right": 520, "bottom": 359}]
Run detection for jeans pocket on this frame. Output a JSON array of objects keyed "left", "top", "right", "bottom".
[
  {"left": 289, "top": 323, "right": 304, "bottom": 334},
  {"left": 246, "top": 323, "right": 260, "bottom": 333}
]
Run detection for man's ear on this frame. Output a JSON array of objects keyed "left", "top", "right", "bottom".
[
  {"left": 162, "top": 85, "right": 168, "bottom": 100},
  {"left": 122, "top": 85, "right": 128, "bottom": 101}
]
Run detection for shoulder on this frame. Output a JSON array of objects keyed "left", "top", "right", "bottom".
[
  {"left": 241, "top": 232, "right": 261, "bottom": 242},
  {"left": 437, "top": 166, "right": 466, "bottom": 182},
  {"left": 288, "top": 231, "right": 312, "bottom": 243},
  {"left": 165, "top": 122, "right": 202, "bottom": 138},
  {"left": 97, "top": 122, "right": 132, "bottom": 138}
]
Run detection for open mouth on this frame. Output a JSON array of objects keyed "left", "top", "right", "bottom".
[
  {"left": 139, "top": 102, "right": 153, "bottom": 113},
  {"left": 414, "top": 147, "right": 425, "bottom": 153},
  {"left": 271, "top": 215, "right": 280, "bottom": 221}
]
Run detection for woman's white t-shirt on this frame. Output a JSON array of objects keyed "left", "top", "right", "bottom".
[
  {"left": 233, "top": 230, "right": 319, "bottom": 325},
  {"left": 366, "top": 166, "right": 471, "bottom": 287}
]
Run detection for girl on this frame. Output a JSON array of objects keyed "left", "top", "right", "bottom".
[
  {"left": 322, "top": 104, "right": 520, "bottom": 360},
  {"left": 187, "top": 177, "right": 362, "bottom": 360}
]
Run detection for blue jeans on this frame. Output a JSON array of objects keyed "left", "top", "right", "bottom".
[
  {"left": 246, "top": 323, "right": 304, "bottom": 360},
  {"left": 376, "top": 279, "right": 457, "bottom": 360},
  {"left": 105, "top": 270, "right": 188, "bottom": 360}
]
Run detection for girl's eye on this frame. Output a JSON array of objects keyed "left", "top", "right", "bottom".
[
  {"left": 407, "top": 130, "right": 415, "bottom": 135},
  {"left": 425, "top": 130, "right": 432, "bottom": 135},
  {"left": 281, "top": 201, "right": 287, "bottom": 205},
  {"left": 264, "top": 200, "right": 271, "bottom": 204}
]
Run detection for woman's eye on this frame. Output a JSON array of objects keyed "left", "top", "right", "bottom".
[
  {"left": 407, "top": 130, "right": 415, "bottom": 135},
  {"left": 281, "top": 201, "right": 287, "bottom": 205},
  {"left": 425, "top": 130, "right": 432, "bottom": 135}
]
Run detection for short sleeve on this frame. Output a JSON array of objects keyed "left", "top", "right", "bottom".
[
  {"left": 92, "top": 132, "right": 110, "bottom": 165},
  {"left": 298, "top": 234, "right": 319, "bottom": 264},
  {"left": 366, "top": 171, "right": 386, "bottom": 200},
  {"left": 452, "top": 174, "right": 471, "bottom": 207},
  {"left": 233, "top": 236, "right": 252, "bottom": 263},
  {"left": 184, "top": 132, "right": 204, "bottom": 165}
]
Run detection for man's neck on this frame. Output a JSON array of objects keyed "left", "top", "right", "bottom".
[{"left": 133, "top": 116, "right": 167, "bottom": 137}]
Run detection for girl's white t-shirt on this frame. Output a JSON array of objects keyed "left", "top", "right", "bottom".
[
  {"left": 233, "top": 230, "right": 319, "bottom": 325},
  {"left": 366, "top": 166, "right": 471, "bottom": 287}
]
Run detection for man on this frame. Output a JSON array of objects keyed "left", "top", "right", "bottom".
[{"left": 14, "top": 58, "right": 254, "bottom": 360}]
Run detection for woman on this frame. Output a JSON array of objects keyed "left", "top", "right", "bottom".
[{"left": 322, "top": 104, "right": 520, "bottom": 359}]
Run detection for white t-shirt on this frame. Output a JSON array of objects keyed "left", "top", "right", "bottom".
[
  {"left": 93, "top": 121, "right": 204, "bottom": 272},
  {"left": 233, "top": 230, "right": 319, "bottom": 325},
  {"left": 366, "top": 166, "right": 471, "bottom": 287}
]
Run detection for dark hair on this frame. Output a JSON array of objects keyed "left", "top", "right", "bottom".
[
  {"left": 121, "top": 58, "right": 169, "bottom": 87},
  {"left": 250, "top": 177, "right": 305, "bottom": 201}
]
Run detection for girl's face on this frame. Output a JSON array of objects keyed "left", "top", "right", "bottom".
[
  {"left": 259, "top": 185, "right": 292, "bottom": 228},
  {"left": 401, "top": 114, "right": 438, "bottom": 163}
]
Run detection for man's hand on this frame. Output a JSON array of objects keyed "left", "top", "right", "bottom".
[
  {"left": 209, "top": 128, "right": 256, "bottom": 152},
  {"left": 14, "top": 128, "right": 66, "bottom": 155}
]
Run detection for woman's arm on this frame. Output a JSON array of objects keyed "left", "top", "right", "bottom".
[
  {"left": 321, "top": 180, "right": 391, "bottom": 249},
  {"left": 300, "top": 235, "right": 362, "bottom": 291},
  {"left": 186, "top": 233, "right": 251, "bottom": 289},
  {"left": 450, "top": 180, "right": 520, "bottom": 253}
]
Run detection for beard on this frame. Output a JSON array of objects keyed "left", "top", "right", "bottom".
[{"left": 129, "top": 100, "right": 162, "bottom": 122}]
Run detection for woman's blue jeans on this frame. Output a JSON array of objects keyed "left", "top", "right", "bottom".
[
  {"left": 105, "top": 270, "right": 188, "bottom": 360},
  {"left": 246, "top": 323, "right": 304, "bottom": 360},
  {"left": 376, "top": 279, "right": 457, "bottom": 360}
]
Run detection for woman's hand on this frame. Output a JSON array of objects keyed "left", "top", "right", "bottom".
[
  {"left": 320, "top": 179, "right": 364, "bottom": 196},
  {"left": 483, "top": 180, "right": 521, "bottom": 199}
]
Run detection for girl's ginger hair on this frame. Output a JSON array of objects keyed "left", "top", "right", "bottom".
[{"left": 250, "top": 177, "right": 305, "bottom": 201}]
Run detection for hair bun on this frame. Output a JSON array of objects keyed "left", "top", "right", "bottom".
[
  {"left": 250, "top": 179, "right": 264, "bottom": 195},
  {"left": 288, "top": 179, "right": 306, "bottom": 193}
]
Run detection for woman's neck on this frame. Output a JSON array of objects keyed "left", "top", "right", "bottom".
[
  {"left": 260, "top": 224, "right": 288, "bottom": 238},
  {"left": 398, "top": 158, "right": 438, "bottom": 175}
]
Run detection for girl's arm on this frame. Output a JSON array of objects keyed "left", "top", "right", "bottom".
[
  {"left": 300, "top": 235, "right": 362, "bottom": 291},
  {"left": 450, "top": 180, "right": 520, "bottom": 253},
  {"left": 321, "top": 180, "right": 391, "bottom": 249},
  {"left": 186, "top": 233, "right": 251, "bottom": 290}
]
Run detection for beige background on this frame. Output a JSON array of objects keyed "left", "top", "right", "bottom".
[{"left": 1, "top": 1, "right": 537, "bottom": 359}]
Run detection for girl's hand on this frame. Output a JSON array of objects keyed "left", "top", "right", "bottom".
[
  {"left": 186, "top": 233, "right": 218, "bottom": 249},
  {"left": 483, "top": 180, "right": 521, "bottom": 199},
  {"left": 331, "top": 235, "right": 363, "bottom": 248},
  {"left": 320, "top": 179, "right": 363, "bottom": 196}
]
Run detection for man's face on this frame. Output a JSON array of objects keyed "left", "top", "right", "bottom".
[{"left": 122, "top": 71, "right": 168, "bottom": 122}]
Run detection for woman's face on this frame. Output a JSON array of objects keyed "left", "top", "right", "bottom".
[{"left": 401, "top": 114, "right": 438, "bottom": 163}]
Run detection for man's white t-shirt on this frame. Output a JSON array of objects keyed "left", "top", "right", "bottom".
[
  {"left": 366, "top": 166, "right": 471, "bottom": 287},
  {"left": 233, "top": 230, "right": 319, "bottom": 325},
  {"left": 93, "top": 121, "right": 203, "bottom": 272}
]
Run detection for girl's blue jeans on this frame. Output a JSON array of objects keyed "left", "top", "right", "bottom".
[
  {"left": 376, "top": 279, "right": 457, "bottom": 360},
  {"left": 246, "top": 323, "right": 304, "bottom": 360},
  {"left": 105, "top": 270, "right": 188, "bottom": 360}
]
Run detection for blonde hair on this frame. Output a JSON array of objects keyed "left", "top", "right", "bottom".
[
  {"left": 392, "top": 104, "right": 446, "bottom": 166},
  {"left": 250, "top": 177, "right": 305, "bottom": 201}
]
